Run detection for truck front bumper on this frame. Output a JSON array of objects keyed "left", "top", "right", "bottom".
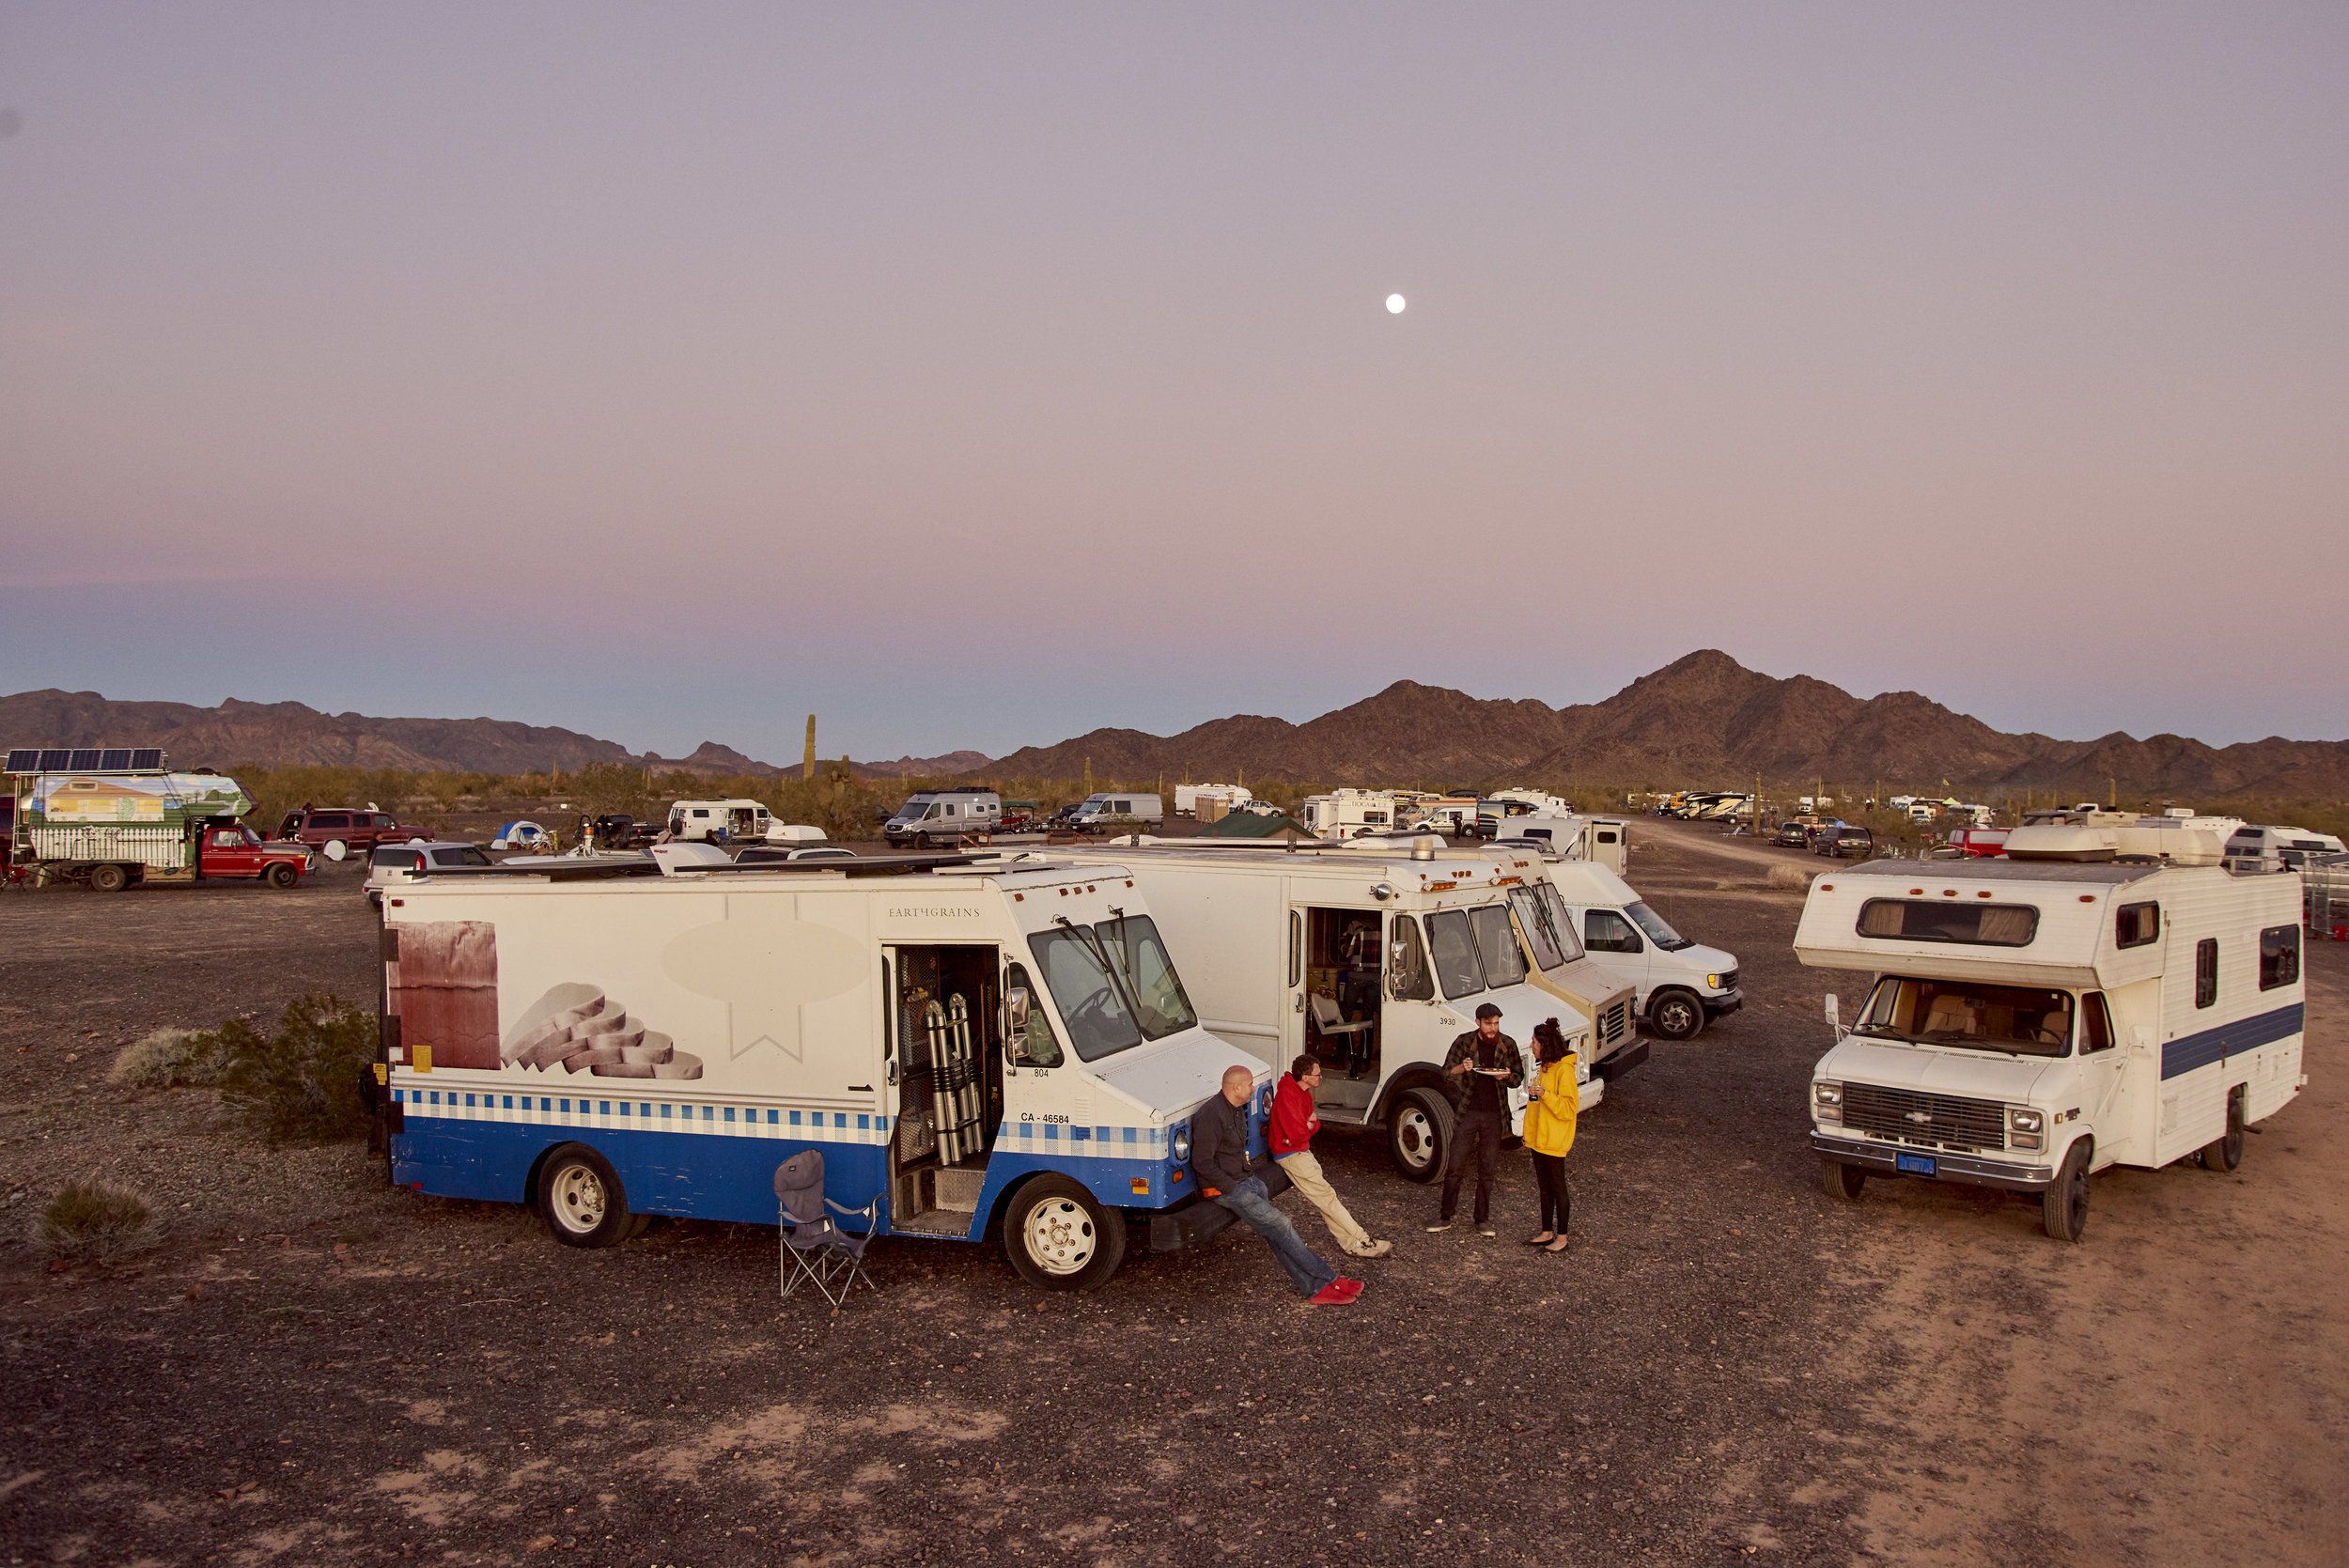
[
  {"left": 1812, "top": 1132, "right": 2054, "bottom": 1192},
  {"left": 1592, "top": 1039, "right": 1649, "bottom": 1082},
  {"left": 1703, "top": 988, "right": 1742, "bottom": 1017},
  {"left": 1142, "top": 1165, "right": 1295, "bottom": 1253}
]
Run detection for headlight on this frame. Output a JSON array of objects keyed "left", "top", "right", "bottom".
[
  {"left": 1170, "top": 1125, "right": 1190, "bottom": 1162},
  {"left": 1812, "top": 1081, "right": 1843, "bottom": 1124},
  {"left": 2007, "top": 1106, "right": 2044, "bottom": 1150},
  {"left": 1706, "top": 973, "right": 1721, "bottom": 989}
]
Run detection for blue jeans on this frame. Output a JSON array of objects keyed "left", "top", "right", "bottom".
[{"left": 1213, "top": 1176, "right": 1338, "bottom": 1297}]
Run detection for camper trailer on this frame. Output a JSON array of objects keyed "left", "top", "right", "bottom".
[
  {"left": 372, "top": 852, "right": 1276, "bottom": 1291},
  {"left": 667, "top": 800, "right": 771, "bottom": 844},
  {"left": 881, "top": 788, "right": 1003, "bottom": 846},
  {"left": 1299, "top": 789, "right": 1399, "bottom": 839},
  {"left": 2223, "top": 824, "right": 2346, "bottom": 873},
  {"left": 1044, "top": 843, "right": 1640, "bottom": 1182},
  {"left": 1493, "top": 815, "right": 1629, "bottom": 877},
  {"left": 1797, "top": 829, "right": 2308, "bottom": 1241},
  {"left": 1172, "top": 784, "right": 1252, "bottom": 817}
]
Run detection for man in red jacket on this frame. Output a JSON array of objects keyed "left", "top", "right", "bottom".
[{"left": 1273, "top": 1055, "right": 1392, "bottom": 1259}]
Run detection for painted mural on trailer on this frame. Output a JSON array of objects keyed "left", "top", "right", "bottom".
[{"left": 25, "top": 772, "right": 254, "bottom": 827}]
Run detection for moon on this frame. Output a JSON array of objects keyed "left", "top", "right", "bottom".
[{"left": 1386, "top": 293, "right": 1407, "bottom": 314}]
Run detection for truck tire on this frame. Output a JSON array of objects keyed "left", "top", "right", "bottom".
[
  {"left": 1387, "top": 1087, "right": 1455, "bottom": 1183},
  {"left": 537, "top": 1143, "right": 634, "bottom": 1249},
  {"left": 264, "top": 862, "right": 297, "bottom": 889},
  {"left": 322, "top": 839, "right": 349, "bottom": 862},
  {"left": 1823, "top": 1157, "right": 1865, "bottom": 1201},
  {"left": 89, "top": 863, "right": 129, "bottom": 893},
  {"left": 2043, "top": 1141, "right": 2091, "bottom": 1243},
  {"left": 1002, "top": 1174, "right": 1125, "bottom": 1291},
  {"left": 2201, "top": 1088, "right": 2246, "bottom": 1172},
  {"left": 1647, "top": 988, "right": 1704, "bottom": 1041}
]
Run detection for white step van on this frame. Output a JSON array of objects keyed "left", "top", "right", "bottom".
[
  {"left": 1539, "top": 860, "right": 1742, "bottom": 1041},
  {"left": 373, "top": 852, "right": 1274, "bottom": 1290},
  {"left": 1796, "top": 828, "right": 2308, "bottom": 1241},
  {"left": 1043, "top": 842, "right": 1640, "bottom": 1183}
]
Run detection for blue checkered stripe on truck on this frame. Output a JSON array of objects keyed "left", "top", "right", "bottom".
[
  {"left": 999, "top": 1120, "right": 1169, "bottom": 1151},
  {"left": 392, "top": 1086, "right": 894, "bottom": 1142}
]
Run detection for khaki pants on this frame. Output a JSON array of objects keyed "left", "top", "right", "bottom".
[{"left": 1276, "top": 1151, "right": 1376, "bottom": 1255}]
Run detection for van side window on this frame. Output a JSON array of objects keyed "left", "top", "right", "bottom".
[
  {"left": 1388, "top": 915, "right": 1434, "bottom": 1001},
  {"left": 2114, "top": 902, "right": 2159, "bottom": 949},
  {"left": 2195, "top": 939, "right": 2218, "bottom": 1009},
  {"left": 2080, "top": 992, "right": 2114, "bottom": 1053},
  {"left": 2260, "top": 925, "right": 2300, "bottom": 991},
  {"left": 1585, "top": 909, "right": 1642, "bottom": 954}
]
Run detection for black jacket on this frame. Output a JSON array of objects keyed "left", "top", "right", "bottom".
[{"left": 1190, "top": 1091, "right": 1255, "bottom": 1195}]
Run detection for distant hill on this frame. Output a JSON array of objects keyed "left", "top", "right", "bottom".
[
  {"left": 0, "top": 691, "right": 987, "bottom": 782},
  {"left": 9, "top": 652, "right": 2345, "bottom": 797},
  {"left": 988, "top": 650, "right": 2349, "bottom": 798}
]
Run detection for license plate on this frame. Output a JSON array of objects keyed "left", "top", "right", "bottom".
[{"left": 1896, "top": 1153, "right": 1937, "bottom": 1176}]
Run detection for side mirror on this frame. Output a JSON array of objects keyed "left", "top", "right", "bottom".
[
  {"left": 1005, "top": 986, "right": 1031, "bottom": 1046},
  {"left": 1823, "top": 994, "right": 1840, "bottom": 1029}
]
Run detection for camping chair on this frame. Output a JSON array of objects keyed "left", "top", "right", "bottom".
[
  {"left": 773, "top": 1150, "right": 880, "bottom": 1308},
  {"left": 1308, "top": 992, "right": 1377, "bottom": 1076}
]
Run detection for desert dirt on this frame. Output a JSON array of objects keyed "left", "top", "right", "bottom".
[{"left": 0, "top": 823, "right": 2340, "bottom": 1567}]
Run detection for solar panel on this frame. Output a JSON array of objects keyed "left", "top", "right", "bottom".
[
  {"left": 5, "top": 750, "right": 36, "bottom": 773},
  {"left": 132, "top": 749, "right": 163, "bottom": 770},
  {"left": 69, "top": 749, "right": 101, "bottom": 769},
  {"left": 39, "top": 749, "right": 70, "bottom": 770},
  {"left": 99, "top": 749, "right": 132, "bottom": 769}
]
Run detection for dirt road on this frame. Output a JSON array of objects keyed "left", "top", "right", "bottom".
[{"left": 0, "top": 833, "right": 2337, "bottom": 1566}]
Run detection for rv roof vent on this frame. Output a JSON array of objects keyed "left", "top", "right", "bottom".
[
  {"left": 2004, "top": 825, "right": 2116, "bottom": 862},
  {"left": 1411, "top": 845, "right": 1435, "bottom": 862}
]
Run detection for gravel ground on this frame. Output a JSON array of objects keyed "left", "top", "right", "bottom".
[{"left": 0, "top": 828, "right": 2338, "bottom": 1567}]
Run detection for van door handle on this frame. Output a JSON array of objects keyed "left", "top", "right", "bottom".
[{"left": 848, "top": 1083, "right": 872, "bottom": 1093}]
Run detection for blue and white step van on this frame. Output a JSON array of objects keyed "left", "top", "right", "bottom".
[
  {"left": 1795, "top": 831, "right": 2308, "bottom": 1241},
  {"left": 373, "top": 855, "right": 1273, "bottom": 1289}
]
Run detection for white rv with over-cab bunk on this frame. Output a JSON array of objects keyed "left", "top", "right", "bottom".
[
  {"left": 1040, "top": 842, "right": 1641, "bottom": 1183},
  {"left": 1796, "top": 825, "right": 2308, "bottom": 1241}
]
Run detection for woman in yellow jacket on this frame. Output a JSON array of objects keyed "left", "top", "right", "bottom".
[{"left": 1523, "top": 1018, "right": 1578, "bottom": 1253}]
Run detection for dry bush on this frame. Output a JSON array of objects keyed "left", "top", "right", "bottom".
[
  {"left": 34, "top": 1176, "right": 159, "bottom": 1264},
  {"left": 1766, "top": 863, "right": 1810, "bottom": 890},
  {"left": 203, "top": 993, "right": 378, "bottom": 1145},
  {"left": 108, "top": 1027, "right": 225, "bottom": 1088}
]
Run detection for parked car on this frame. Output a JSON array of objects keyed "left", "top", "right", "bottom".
[
  {"left": 1812, "top": 825, "right": 1875, "bottom": 859},
  {"left": 277, "top": 808, "right": 428, "bottom": 862},
  {"left": 1772, "top": 821, "right": 1814, "bottom": 849},
  {"left": 364, "top": 840, "right": 494, "bottom": 907}
]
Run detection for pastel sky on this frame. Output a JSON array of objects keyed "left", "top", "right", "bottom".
[{"left": 3, "top": 4, "right": 2343, "bottom": 763}]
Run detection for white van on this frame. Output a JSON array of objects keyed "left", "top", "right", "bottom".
[
  {"left": 1299, "top": 788, "right": 1398, "bottom": 839},
  {"left": 1540, "top": 860, "right": 1742, "bottom": 1040},
  {"left": 1044, "top": 843, "right": 1640, "bottom": 1183},
  {"left": 1067, "top": 793, "right": 1164, "bottom": 829},
  {"left": 882, "top": 788, "right": 1003, "bottom": 847},
  {"left": 374, "top": 851, "right": 1275, "bottom": 1290},
  {"left": 1797, "top": 831, "right": 2308, "bottom": 1240},
  {"left": 1173, "top": 784, "right": 1252, "bottom": 817},
  {"left": 667, "top": 799, "right": 770, "bottom": 844}
]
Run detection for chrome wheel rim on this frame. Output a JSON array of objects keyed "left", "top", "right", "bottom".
[
  {"left": 1022, "top": 1198, "right": 1095, "bottom": 1276},
  {"left": 551, "top": 1164, "right": 607, "bottom": 1234}
]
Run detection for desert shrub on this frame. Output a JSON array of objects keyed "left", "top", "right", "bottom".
[
  {"left": 34, "top": 1176, "right": 159, "bottom": 1264},
  {"left": 1766, "top": 863, "right": 1810, "bottom": 890},
  {"left": 203, "top": 992, "right": 377, "bottom": 1145},
  {"left": 108, "top": 1027, "right": 226, "bottom": 1088}
]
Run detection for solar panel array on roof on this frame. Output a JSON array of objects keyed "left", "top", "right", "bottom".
[{"left": 5, "top": 746, "right": 167, "bottom": 773}]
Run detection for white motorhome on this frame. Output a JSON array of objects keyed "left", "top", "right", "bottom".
[
  {"left": 2223, "top": 824, "right": 2345, "bottom": 873},
  {"left": 1044, "top": 843, "right": 1640, "bottom": 1183},
  {"left": 1173, "top": 784, "right": 1252, "bottom": 817},
  {"left": 1797, "top": 832, "right": 2308, "bottom": 1241},
  {"left": 373, "top": 852, "right": 1276, "bottom": 1291},
  {"left": 1540, "top": 860, "right": 1742, "bottom": 1040},
  {"left": 1495, "top": 815, "right": 1629, "bottom": 877},
  {"left": 1066, "top": 792, "right": 1164, "bottom": 829},
  {"left": 882, "top": 787, "right": 1003, "bottom": 846},
  {"left": 1299, "top": 788, "right": 1398, "bottom": 839},
  {"left": 667, "top": 799, "right": 770, "bottom": 844}
]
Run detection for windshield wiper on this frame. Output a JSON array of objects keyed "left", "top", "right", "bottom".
[{"left": 1053, "top": 914, "right": 1144, "bottom": 1031}]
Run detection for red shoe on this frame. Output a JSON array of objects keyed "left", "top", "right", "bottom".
[
  {"left": 1306, "top": 1281, "right": 1359, "bottom": 1306},
  {"left": 1333, "top": 1277, "right": 1364, "bottom": 1300}
]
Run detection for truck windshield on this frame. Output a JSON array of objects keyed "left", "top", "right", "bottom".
[
  {"left": 1626, "top": 901, "right": 1693, "bottom": 951},
  {"left": 1423, "top": 909, "right": 1486, "bottom": 1000},
  {"left": 1027, "top": 915, "right": 1197, "bottom": 1062},
  {"left": 1470, "top": 905, "right": 1527, "bottom": 986},
  {"left": 1855, "top": 976, "right": 2075, "bottom": 1058},
  {"left": 1508, "top": 885, "right": 1585, "bottom": 971}
]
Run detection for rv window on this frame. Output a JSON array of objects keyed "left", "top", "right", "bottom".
[
  {"left": 1388, "top": 915, "right": 1435, "bottom": 1001},
  {"left": 1470, "top": 905, "right": 1528, "bottom": 987},
  {"left": 1596, "top": 831, "right": 1618, "bottom": 844},
  {"left": 2260, "top": 925, "right": 2300, "bottom": 991},
  {"left": 1584, "top": 909, "right": 1641, "bottom": 954},
  {"left": 1423, "top": 910, "right": 1486, "bottom": 1000},
  {"left": 1002, "top": 961, "right": 1063, "bottom": 1068},
  {"left": 2195, "top": 939, "right": 2217, "bottom": 1008},
  {"left": 1856, "top": 899, "right": 2039, "bottom": 947},
  {"left": 2114, "top": 902, "right": 2160, "bottom": 949},
  {"left": 2080, "top": 992, "right": 2114, "bottom": 1054},
  {"left": 1856, "top": 976, "right": 2076, "bottom": 1058}
]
